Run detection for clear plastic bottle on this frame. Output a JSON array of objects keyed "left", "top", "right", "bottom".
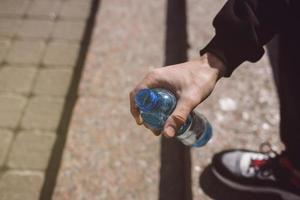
[{"left": 135, "top": 88, "right": 213, "bottom": 147}]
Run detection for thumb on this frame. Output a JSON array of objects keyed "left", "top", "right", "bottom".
[{"left": 162, "top": 98, "right": 194, "bottom": 138}]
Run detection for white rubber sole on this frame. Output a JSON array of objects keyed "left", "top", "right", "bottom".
[{"left": 212, "top": 167, "right": 300, "bottom": 200}]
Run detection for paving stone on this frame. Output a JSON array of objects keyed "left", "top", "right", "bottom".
[
  {"left": 6, "top": 40, "right": 46, "bottom": 65},
  {"left": 0, "top": 19, "right": 19, "bottom": 37},
  {"left": 59, "top": 2, "right": 91, "bottom": 20},
  {"left": 34, "top": 68, "right": 73, "bottom": 96},
  {"left": 52, "top": 20, "right": 86, "bottom": 41},
  {"left": 0, "top": 129, "right": 14, "bottom": 167},
  {"left": 26, "top": 1, "right": 61, "bottom": 20},
  {"left": 0, "top": 39, "right": 10, "bottom": 64},
  {"left": 8, "top": 131, "right": 56, "bottom": 170},
  {"left": 0, "top": 66, "right": 37, "bottom": 95},
  {"left": 0, "top": 0, "right": 29, "bottom": 17},
  {"left": 0, "top": 94, "right": 26, "bottom": 129},
  {"left": 43, "top": 42, "right": 79, "bottom": 67},
  {"left": 21, "top": 97, "right": 64, "bottom": 131},
  {"left": 0, "top": 170, "right": 44, "bottom": 200},
  {"left": 16, "top": 19, "right": 54, "bottom": 39}
]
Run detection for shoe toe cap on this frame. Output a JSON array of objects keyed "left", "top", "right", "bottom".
[{"left": 213, "top": 150, "right": 244, "bottom": 178}]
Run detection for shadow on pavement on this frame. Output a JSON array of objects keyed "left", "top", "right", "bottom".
[
  {"left": 39, "top": 0, "right": 101, "bottom": 199},
  {"left": 160, "top": 0, "right": 284, "bottom": 200},
  {"left": 159, "top": 0, "right": 192, "bottom": 200},
  {"left": 199, "top": 164, "right": 282, "bottom": 200}
]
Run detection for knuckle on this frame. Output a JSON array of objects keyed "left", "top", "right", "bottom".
[
  {"left": 147, "top": 68, "right": 161, "bottom": 78},
  {"left": 131, "top": 86, "right": 143, "bottom": 97},
  {"left": 182, "top": 95, "right": 196, "bottom": 104},
  {"left": 182, "top": 94, "right": 198, "bottom": 105},
  {"left": 182, "top": 91, "right": 201, "bottom": 105},
  {"left": 152, "top": 130, "right": 161, "bottom": 136},
  {"left": 129, "top": 90, "right": 134, "bottom": 98},
  {"left": 130, "top": 106, "right": 136, "bottom": 113},
  {"left": 171, "top": 114, "right": 187, "bottom": 127},
  {"left": 130, "top": 110, "right": 137, "bottom": 119}
]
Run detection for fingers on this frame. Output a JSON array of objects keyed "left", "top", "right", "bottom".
[
  {"left": 129, "top": 86, "right": 144, "bottom": 125},
  {"left": 162, "top": 97, "right": 195, "bottom": 138},
  {"left": 143, "top": 123, "right": 161, "bottom": 136},
  {"left": 129, "top": 69, "right": 162, "bottom": 125}
]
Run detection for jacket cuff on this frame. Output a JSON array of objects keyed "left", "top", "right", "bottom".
[{"left": 200, "top": 35, "right": 263, "bottom": 77}]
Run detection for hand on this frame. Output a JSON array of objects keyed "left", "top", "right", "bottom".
[{"left": 129, "top": 53, "right": 226, "bottom": 137}]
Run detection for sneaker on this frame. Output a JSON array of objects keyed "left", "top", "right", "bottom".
[{"left": 211, "top": 143, "right": 300, "bottom": 200}]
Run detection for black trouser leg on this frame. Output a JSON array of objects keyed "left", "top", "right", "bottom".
[{"left": 267, "top": 33, "right": 300, "bottom": 169}]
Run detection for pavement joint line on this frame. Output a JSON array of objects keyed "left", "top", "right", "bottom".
[
  {"left": 2, "top": 18, "right": 86, "bottom": 44},
  {"left": 1, "top": 96, "right": 30, "bottom": 172},
  {"left": 2, "top": 169, "right": 45, "bottom": 175},
  {"left": 0, "top": 0, "right": 96, "bottom": 198}
]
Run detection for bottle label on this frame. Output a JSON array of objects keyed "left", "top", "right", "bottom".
[
  {"left": 176, "top": 128, "right": 197, "bottom": 146},
  {"left": 176, "top": 112, "right": 208, "bottom": 146}
]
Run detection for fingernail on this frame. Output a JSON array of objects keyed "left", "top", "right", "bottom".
[
  {"left": 164, "top": 126, "right": 175, "bottom": 138},
  {"left": 136, "top": 115, "right": 143, "bottom": 125},
  {"left": 153, "top": 130, "right": 161, "bottom": 136}
]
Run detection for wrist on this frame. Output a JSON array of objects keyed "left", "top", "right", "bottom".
[{"left": 202, "top": 52, "right": 226, "bottom": 79}]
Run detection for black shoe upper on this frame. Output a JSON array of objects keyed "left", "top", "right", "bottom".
[{"left": 212, "top": 149, "right": 300, "bottom": 196}]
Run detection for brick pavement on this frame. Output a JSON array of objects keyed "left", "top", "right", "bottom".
[{"left": 0, "top": 0, "right": 94, "bottom": 199}]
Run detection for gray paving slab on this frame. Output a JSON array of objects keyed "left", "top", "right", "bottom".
[
  {"left": 16, "top": 19, "right": 54, "bottom": 39},
  {"left": 0, "top": 170, "right": 44, "bottom": 200},
  {"left": 33, "top": 68, "right": 73, "bottom": 96},
  {"left": 59, "top": 1, "right": 91, "bottom": 20},
  {"left": 0, "top": 0, "right": 29, "bottom": 17},
  {"left": 21, "top": 97, "right": 65, "bottom": 131},
  {"left": 0, "top": 129, "right": 14, "bottom": 167},
  {"left": 52, "top": 20, "right": 86, "bottom": 41},
  {"left": 0, "top": 66, "right": 37, "bottom": 95},
  {"left": 26, "top": 1, "right": 61, "bottom": 20},
  {"left": 0, "top": 94, "right": 27, "bottom": 129},
  {"left": 6, "top": 40, "right": 46, "bottom": 65},
  {"left": 43, "top": 41, "right": 80, "bottom": 67},
  {"left": 0, "top": 39, "right": 10, "bottom": 64},
  {"left": 0, "top": 0, "right": 95, "bottom": 199},
  {"left": 8, "top": 131, "right": 56, "bottom": 170},
  {"left": 0, "top": 19, "right": 19, "bottom": 38}
]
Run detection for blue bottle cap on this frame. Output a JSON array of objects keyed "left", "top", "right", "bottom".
[{"left": 135, "top": 89, "right": 159, "bottom": 112}]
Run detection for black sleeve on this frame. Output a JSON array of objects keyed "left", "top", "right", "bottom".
[{"left": 200, "top": 0, "right": 290, "bottom": 77}]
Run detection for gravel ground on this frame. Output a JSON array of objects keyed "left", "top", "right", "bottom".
[
  {"left": 53, "top": 0, "right": 282, "bottom": 199},
  {"left": 187, "top": 1, "right": 281, "bottom": 198}
]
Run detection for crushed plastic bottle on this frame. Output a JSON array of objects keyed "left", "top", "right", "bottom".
[{"left": 135, "top": 88, "right": 212, "bottom": 147}]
